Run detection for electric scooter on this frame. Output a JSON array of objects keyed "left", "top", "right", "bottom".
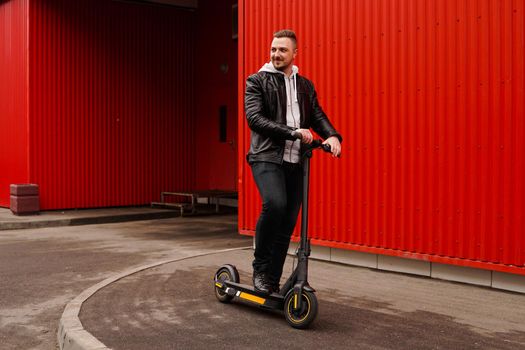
[{"left": 213, "top": 134, "right": 332, "bottom": 329}]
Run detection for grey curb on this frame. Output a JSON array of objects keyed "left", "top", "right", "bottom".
[
  {"left": 58, "top": 246, "right": 252, "bottom": 350},
  {"left": 1, "top": 211, "right": 179, "bottom": 231}
]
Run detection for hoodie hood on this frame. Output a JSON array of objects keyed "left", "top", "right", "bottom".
[
  {"left": 258, "top": 62, "right": 299, "bottom": 103},
  {"left": 258, "top": 61, "right": 299, "bottom": 76}
]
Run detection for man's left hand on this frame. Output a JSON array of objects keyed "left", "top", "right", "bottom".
[{"left": 323, "top": 136, "right": 342, "bottom": 158}]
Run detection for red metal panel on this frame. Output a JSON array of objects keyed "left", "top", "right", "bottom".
[
  {"left": 238, "top": 0, "right": 525, "bottom": 274},
  {"left": 0, "top": 0, "right": 30, "bottom": 207},
  {"left": 28, "top": 0, "right": 196, "bottom": 209}
]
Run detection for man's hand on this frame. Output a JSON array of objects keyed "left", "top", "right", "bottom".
[
  {"left": 295, "top": 129, "right": 313, "bottom": 144},
  {"left": 323, "top": 136, "right": 342, "bottom": 157}
]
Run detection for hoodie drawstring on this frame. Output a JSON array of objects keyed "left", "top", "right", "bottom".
[
  {"left": 257, "top": 61, "right": 301, "bottom": 163},
  {"left": 286, "top": 75, "right": 298, "bottom": 106},
  {"left": 294, "top": 75, "right": 298, "bottom": 103},
  {"left": 258, "top": 62, "right": 299, "bottom": 103}
]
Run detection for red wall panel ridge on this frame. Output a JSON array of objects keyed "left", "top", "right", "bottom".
[
  {"left": 28, "top": 0, "right": 196, "bottom": 209},
  {"left": 0, "top": 0, "right": 30, "bottom": 207},
  {"left": 238, "top": 0, "right": 525, "bottom": 275}
]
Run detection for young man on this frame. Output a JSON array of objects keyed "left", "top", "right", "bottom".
[{"left": 245, "top": 29, "right": 342, "bottom": 294}]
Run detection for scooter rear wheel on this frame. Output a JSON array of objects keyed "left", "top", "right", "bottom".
[
  {"left": 214, "top": 265, "right": 239, "bottom": 303},
  {"left": 284, "top": 291, "right": 318, "bottom": 329}
]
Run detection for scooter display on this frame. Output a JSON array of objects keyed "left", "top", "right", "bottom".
[{"left": 213, "top": 134, "right": 332, "bottom": 329}]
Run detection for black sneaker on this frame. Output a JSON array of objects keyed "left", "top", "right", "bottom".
[
  {"left": 252, "top": 271, "right": 271, "bottom": 295},
  {"left": 265, "top": 277, "right": 280, "bottom": 294}
]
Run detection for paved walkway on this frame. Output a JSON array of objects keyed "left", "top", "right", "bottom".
[
  {"left": 80, "top": 250, "right": 525, "bottom": 350},
  {"left": 0, "top": 213, "right": 249, "bottom": 350},
  {"left": 1, "top": 208, "right": 525, "bottom": 349}
]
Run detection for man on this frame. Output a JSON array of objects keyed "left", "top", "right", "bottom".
[{"left": 245, "top": 29, "right": 342, "bottom": 294}]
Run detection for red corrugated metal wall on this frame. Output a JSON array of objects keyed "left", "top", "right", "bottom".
[
  {"left": 0, "top": 0, "right": 30, "bottom": 207},
  {"left": 28, "top": 0, "right": 195, "bottom": 209},
  {"left": 238, "top": 0, "right": 525, "bottom": 274}
]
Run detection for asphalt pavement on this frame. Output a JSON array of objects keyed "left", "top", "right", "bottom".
[
  {"left": 79, "top": 249, "right": 525, "bottom": 350},
  {"left": 1, "top": 209, "right": 525, "bottom": 350},
  {"left": 0, "top": 212, "right": 250, "bottom": 350}
]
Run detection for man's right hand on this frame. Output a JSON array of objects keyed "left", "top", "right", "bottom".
[{"left": 294, "top": 129, "right": 313, "bottom": 144}]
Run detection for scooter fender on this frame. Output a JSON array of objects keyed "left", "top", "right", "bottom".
[
  {"left": 303, "top": 283, "right": 316, "bottom": 292},
  {"left": 288, "top": 281, "right": 316, "bottom": 311}
]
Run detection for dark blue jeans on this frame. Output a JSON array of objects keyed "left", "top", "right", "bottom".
[{"left": 250, "top": 161, "right": 303, "bottom": 285}]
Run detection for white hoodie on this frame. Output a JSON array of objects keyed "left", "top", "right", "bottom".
[{"left": 258, "top": 62, "right": 301, "bottom": 163}]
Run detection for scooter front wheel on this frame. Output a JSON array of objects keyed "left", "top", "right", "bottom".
[
  {"left": 284, "top": 290, "right": 318, "bottom": 329},
  {"left": 214, "top": 264, "right": 239, "bottom": 303}
]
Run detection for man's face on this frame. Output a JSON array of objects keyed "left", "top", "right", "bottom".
[{"left": 270, "top": 37, "right": 297, "bottom": 72}]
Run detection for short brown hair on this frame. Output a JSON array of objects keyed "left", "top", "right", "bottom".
[{"left": 273, "top": 29, "right": 297, "bottom": 48}]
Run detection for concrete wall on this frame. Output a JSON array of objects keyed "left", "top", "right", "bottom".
[{"left": 281, "top": 241, "right": 525, "bottom": 295}]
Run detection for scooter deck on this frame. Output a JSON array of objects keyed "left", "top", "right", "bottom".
[{"left": 219, "top": 280, "right": 285, "bottom": 309}]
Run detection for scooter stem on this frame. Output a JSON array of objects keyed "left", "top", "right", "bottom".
[{"left": 300, "top": 154, "right": 311, "bottom": 252}]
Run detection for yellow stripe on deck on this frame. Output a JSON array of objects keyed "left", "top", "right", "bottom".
[{"left": 239, "top": 292, "right": 265, "bottom": 305}]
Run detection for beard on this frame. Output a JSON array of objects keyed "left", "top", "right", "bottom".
[{"left": 272, "top": 58, "right": 290, "bottom": 71}]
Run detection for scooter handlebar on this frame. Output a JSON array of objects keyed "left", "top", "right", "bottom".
[
  {"left": 311, "top": 140, "right": 332, "bottom": 153},
  {"left": 291, "top": 131, "right": 332, "bottom": 153}
]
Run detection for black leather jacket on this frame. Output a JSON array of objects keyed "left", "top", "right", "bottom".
[{"left": 245, "top": 71, "right": 342, "bottom": 164}]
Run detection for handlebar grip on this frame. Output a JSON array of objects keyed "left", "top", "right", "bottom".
[
  {"left": 291, "top": 130, "right": 302, "bottom": 140},
  {"left": 310, "top": 139, "right": 323, "bottom": 148},
  {"left": 292, "top": 132, "right": 334, "bottom": 154},
  {"left": 311, "top": 140, "right": 332, "bottom": 153},
  {"left": 321, "top": 143, "right": 332, "bottom": 153}
]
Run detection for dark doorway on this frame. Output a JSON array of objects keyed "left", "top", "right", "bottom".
[{"left": 194, "top": 0, "right": 238, "bottom": 191}]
